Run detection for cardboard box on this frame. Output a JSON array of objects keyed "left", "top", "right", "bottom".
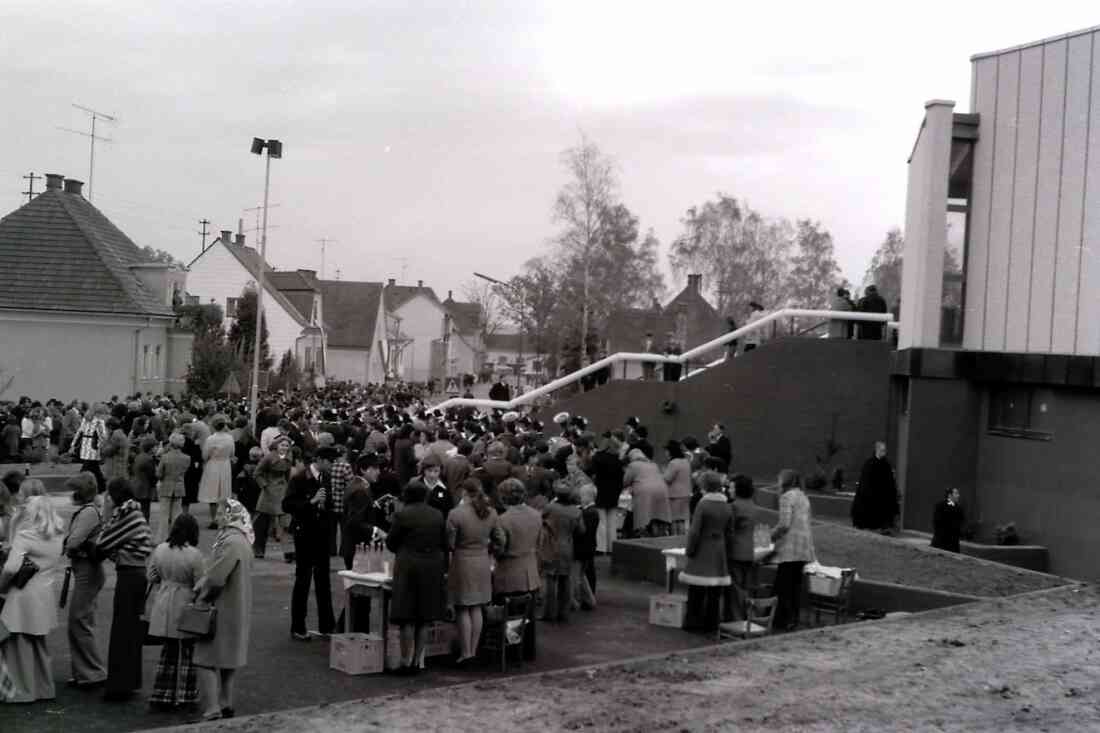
[
  {"left": 807, "top": 574, "right": 842, "bottom": 597},
  {"left": 649, "top": 593, "right": 688, "bottom": 629},
  {"left": 330, "top": 633, "right": 385, "bottom": 675},
  {"left": 384, "top": 622, "right": 457, "bottom": 670}
]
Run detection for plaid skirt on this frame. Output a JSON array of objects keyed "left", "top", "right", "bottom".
[{"left": 150, "top": 639, "right": 197, "bottom": 707}]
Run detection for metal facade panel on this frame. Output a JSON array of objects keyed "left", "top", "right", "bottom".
[
  {"left": 1005, "top": 46, "right": 1043, "bottom": 352},
  {"left": 1053, "top": 33, "right": 1093, "bottom": 353},
  {"left": 965, "top": 57, "right": 999, "bottom": 350},
  {"left": 1078, "top": 34, "right": 1100, "bottom": 355},
  {"left": 984, "top": 51, "right": 1022, "bottom": 351},
  {"left": 1029, "top": 40, "right": 1068, "bottom": 353}
]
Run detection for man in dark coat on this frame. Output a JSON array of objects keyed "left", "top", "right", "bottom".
[
  {"left": 283, "top": 446, "right": 338, "bottom": 639},
  {"left": 488, "top": 379, "right": 512, "bottom": 403},
  {"left": 857, "top": 285, "right": 888, "bottom": 340},
  {"left": 931, "top": 488, "right": 965, "bottom": 553},
  {"left": 706, "top": 423, "right": 732, "bottom": 474},
  {"left": 851, "top": 441, "right": 898, "bottom": 531}
]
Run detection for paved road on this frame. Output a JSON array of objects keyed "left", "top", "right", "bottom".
[{"left": 0, "top": 514, "right": 715, "bottom": 733}]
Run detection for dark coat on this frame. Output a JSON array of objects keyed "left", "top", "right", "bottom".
[
  {"left": 730, "top": 496, "right": 762, "bottom": 563},
  {"left": 589, "top": 449, "right": 625, "bottom": 509},
  {"left": 681, "top": 494, "right": 734, "bottom": 585},
  {"left": 283, "top": 470, "right": 331, "bottom": 544},
  {"left": 857, "top": 292, "right": 888, "bottom": 340},
  {"left": 575, "top": 505, "right": 600, "bottom": 562},
  {"left": 852, "top": 455, "right": 898, "bottom": 530},
  {"left": 707, "top": 434, "right": 732, "bottom": 473},
  {"left": 341, "top": 476, "right": 375, "bottom": 558},
  {"left": 931, "top": 499, "right": 965, "bottom": 553},
  {"left": 493, "top": 503, "right": 542, "bottom": 595},
  {"left": 386, "top": 501, "right": 447, "bottom": 623}
]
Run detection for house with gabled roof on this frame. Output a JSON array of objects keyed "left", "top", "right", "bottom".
[
  {"left": 606, "top": 273, "right": 726, "bottom": 379},
  {"left": 0, "top": 174, "right": 192, "bottom": 400},
  {"left": 383, "top": 279, "right": 451, "bottom": 382},
  {"left": 186, "top": 231, "right": 325, "bottom": 376},
  {"left": 319, "top": 279, "right": 387, "bottom": 384}
]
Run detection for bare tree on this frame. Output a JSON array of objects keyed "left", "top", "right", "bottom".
[
  {"left": 460, "top": 279, "right": 506, "bottom": 340},
  {"left": 553, "top": 133, "right": 618, "bottom": 364}
]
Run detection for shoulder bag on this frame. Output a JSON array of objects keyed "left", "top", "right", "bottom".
[{"left": 11, "top": 554, "right": 39, "bottom": 589}]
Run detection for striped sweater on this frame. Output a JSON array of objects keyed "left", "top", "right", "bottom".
[{"left": 97, "top": 501, "right": 153, "bottom": 566}]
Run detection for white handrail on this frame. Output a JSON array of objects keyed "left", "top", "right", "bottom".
[{"left": 432, "top": 308, "right": 896, "bottom": 412}]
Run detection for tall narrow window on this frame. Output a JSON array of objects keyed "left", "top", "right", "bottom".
[
  {"left": 142, "top": 345, "right": 150, "bottom": 380},
  {"left": 155, "top": 345, "right": 162, "bottom": 378}
]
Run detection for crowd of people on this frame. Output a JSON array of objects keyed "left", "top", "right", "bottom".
[{"left": 0, "top": 381, "right": 815, "bottom": 719}]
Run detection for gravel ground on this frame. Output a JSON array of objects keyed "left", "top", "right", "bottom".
[{"left": 160, "top": 584, "right": 1100, "bottom": 733}]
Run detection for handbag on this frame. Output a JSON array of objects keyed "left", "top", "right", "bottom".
[
  {"left": 177, "top": 602, "right": 217, "bottom": 639},
  {"left": 11, "top": 554, "right": 38, "bottom": 589},
  {"left": 58, "top": 567, "right": 73, "bottom": 609},
  {"left": 139, "top": 583, "right": 163, "bottom": 646}
]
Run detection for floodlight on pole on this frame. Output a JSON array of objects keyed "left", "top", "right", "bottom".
[
  {"left": 248, "top": 138, "right": 283, "bottom": 432},
  {"left": 473, "top": 271, "right": 525, "bottom": 391}
]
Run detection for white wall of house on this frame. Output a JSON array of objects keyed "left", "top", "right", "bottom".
[
  {"left": 964, "top": 29, "right": 1100, "bottom": 355},
  {"left": 0, "top": 310, "right": 175, "bottom": 402},
  {"left": 392, "top": 294, "right": 446, "bottom": 382},
  {"left": 186, "top": 242, "right": 305, "bottom": 365}
]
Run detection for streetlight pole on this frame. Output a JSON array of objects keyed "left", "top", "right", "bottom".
[
  {"left": 248, "top": 138, "right": 282, "bottom": 433},
  {"left": 474, "top": 271, "right": 524, "bottom": 393}
]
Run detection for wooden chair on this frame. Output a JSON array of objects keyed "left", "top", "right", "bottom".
[
  {"left": 479, "top": 593, "right": 534, "bottom": 673},
  {"left": 807, "top": 569, "right": 856, "bottom": 626},
  {"left": 716, "top": 593, "right": 778, "bottom": 641}
]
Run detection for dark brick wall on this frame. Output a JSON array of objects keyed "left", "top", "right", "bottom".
[{"left": 545, "top": 338, "right": 892, "bottom": 484}]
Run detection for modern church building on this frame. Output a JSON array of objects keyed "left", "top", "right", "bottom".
[{"left": 897, "top": 24, "right": 1100, "bottom": 578}]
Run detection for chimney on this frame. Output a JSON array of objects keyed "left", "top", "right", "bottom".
[
  {"left": 387, "top": 278, "right": 396, "bottom": 287},
  {"left": 44, "top": 173, "right": 64, "bottom": 191},
  {"left": 220, "top": 230, "right": 232, "bottom": 244},
  {"left": 417, "top": 280, "right": 423, "bottom": 288},
  {"left": 63, "top": 178, "right": 84, "bottom": 195},
  {"left": 234, "top": 233, "right": 246, "bottom": 246},
  {"left": 687, "top": 273, "right": 702, "bottom": 292},
  {"left": 447, "top": 290, "right": 453, "bottom": 301}
]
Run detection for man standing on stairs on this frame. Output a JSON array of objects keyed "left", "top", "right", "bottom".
[{"left": 742, "top": 302, "right": 765, "bottom": 353}]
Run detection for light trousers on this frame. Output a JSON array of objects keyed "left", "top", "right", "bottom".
[
  {"left": 156, "top": 497, "right": 184, "bottom": 544},
  {"left": 67, "top": 559, "right": 107, "bottom": 684},
  {"left": 595, "top": 508, "right": 618, "bottom": 554}
]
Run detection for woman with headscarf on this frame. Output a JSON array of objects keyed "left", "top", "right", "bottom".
[
  {"left": 252, "top": 435, "right": 292, "bottom": 559},
  {"left": 147, "top": 513, "right": 204, "bottom": 711},
  {"left": 0, "top": 496, "right": 65, "bottom": 703},
  {"left": 96, "top": 477, "right": 154, "bottom": 701},
  {"left": 198, "top": 415, "right": 235, "bottom": 530},
  {"left": 192, "top": 499, "right": 254, "bottom": 721},
  {"left": 622, "top": 449, "right": 672, "bottom": 537},
  {"left": 62, "top": 472, "right": 107, "bottom": 689},
  {"left": 386, "top": 481, "right": 448, "bottom": 675},
  {"left": 446, "top": 478, "right": 502, "bottom": 666}
]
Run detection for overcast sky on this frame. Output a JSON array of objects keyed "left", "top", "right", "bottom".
[{"left": 2, "top": 2, "right": 1098, "bottom": 305}]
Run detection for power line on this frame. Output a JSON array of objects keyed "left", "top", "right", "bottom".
[
  {"left": 21, "top": 172, "right": 40, "bottom": 202},
  {"left": 59, "top": 103, "right": 116, "bottom": 201}
]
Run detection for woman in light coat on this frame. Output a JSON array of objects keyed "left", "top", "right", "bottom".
[
  {"left": 147, "top": 514, "right": 205, "bottom": 710},
  {"left": 662, "top": 440, "right": 693, "bottom": 534},
  {"left": 622, "top": 449, "right": 672, "bottom": 537},
  {"left": 0, "top": 496, "right": 64, "bottom": 703},
  {"left": 198, "top": 415, "right": 235, "bottom": 530},
  {"left": 100, "top": 417, "right": 130, "bottom": 484},
  {"left": 252, "top": 436, "right": 292, "bottom": 559},
  {"left": 156, "top": 432, "right": 191, "bottom": 544},
  {"left": 193, "top": 499, "right": 253, "bottom": 721},
  {"left": 446, "top": 479, "right": 502, "bottom": 665},
  {"left": 771, "top": 469, "right": 816, "bottom": 631}
]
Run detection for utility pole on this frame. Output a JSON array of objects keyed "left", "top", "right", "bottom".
[
  {"left": 21, "top": 172, "right": 40, "bottom": 202},
  {"left": 197, "top": 218, "right": 211, "bottom": 253},
  {"left": 316, "top": 238, "right": 337, "bottom": 279},
  {"left": 59, "top": 103, "right": 116, "bottom": 201}
]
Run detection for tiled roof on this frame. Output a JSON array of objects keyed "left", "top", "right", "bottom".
[
  {"left": 444, "top": 299, "right": 482, "bottom": 334},
  {"left": 267, "top": 270, "right": 318, "bottom": 292},
  {"left": 484, "top": 332, "right": 533, "bottom": 352},
  {"left": 0, "top": 188, "right": 174, "bottom": 317},
  {"left": 606, "top": 283, "right": 726, "bottom": 355},
  {"left": 385, "top": 284, "right": 440, "bottom": 311},
  {"left": 320, "top": 280, "right": 383, "bottom": 349},
  {"left": 189, "top": 238, "right": 309, "bottom": 327}
]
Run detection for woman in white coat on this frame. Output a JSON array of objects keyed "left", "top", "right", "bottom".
[
  {"left": 198, "top": 415, "right": 235, "bottom": 530},
  {"left": 0, "top": 496, "right": 64, "bottom": 703},
  {"left": 147, "top": 513, "right": 205, "bottom": 710}
]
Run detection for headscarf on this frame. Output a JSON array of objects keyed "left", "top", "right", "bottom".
[{"left": 214, "top": 498, "right": 255, "bottom": 552}]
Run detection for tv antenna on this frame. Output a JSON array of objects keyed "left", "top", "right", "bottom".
[{"left": 58, "top": 103, "right": 116, "bottom": 201}]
